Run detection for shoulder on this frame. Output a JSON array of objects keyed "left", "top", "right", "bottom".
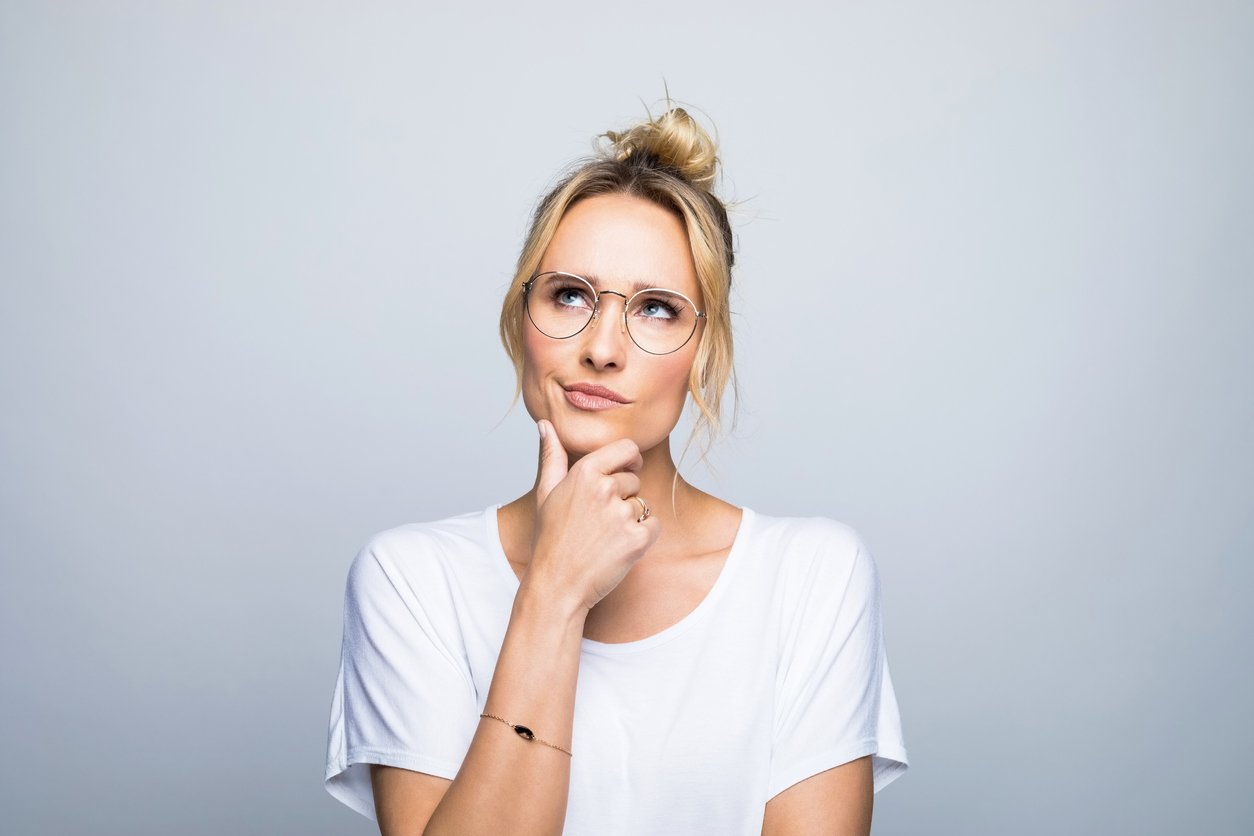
[
  {"left": 746, "top": 510, "right": 880, "bottom": 601},
  {"left": 345, "top": 507, "right": 493, "bottom": 602},
  {"left": 748, "top": 510, "right": 869, "bottom": 568}
]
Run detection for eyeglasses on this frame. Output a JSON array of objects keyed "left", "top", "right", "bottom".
[{"left": 522, "top": 271, "right": 706, "bottom": 355}]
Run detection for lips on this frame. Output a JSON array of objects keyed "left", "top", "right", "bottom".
[
  {"left": 564, "top": 383, "right": 629, "bottom": 403},
  {"left": 562, "top": 382, "right": 630, "bottom": 411}
]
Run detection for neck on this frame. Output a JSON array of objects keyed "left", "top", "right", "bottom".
[
  {"left": 497, "top": 435, "right": 725, "bottom": 573},
  {"left": 520, "top": 435, "right": 700, "bottom": 529}
]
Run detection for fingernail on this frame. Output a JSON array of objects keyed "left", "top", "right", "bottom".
[{"left": 537, "top": 420, "right": 547, "bottom": 440}]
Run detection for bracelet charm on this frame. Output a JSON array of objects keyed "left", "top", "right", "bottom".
[{"left": 480, "top": 712, "right": 572, "bottom": 756}]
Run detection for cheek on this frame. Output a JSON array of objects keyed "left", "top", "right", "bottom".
[
  {"left": 520, "top": 333, "right": 542, "bottom": 396},
  {"left": 654, "top": 353, "right": 696, "bottom": 409},
  {"left": 519, "top": 323, "right": 561, "bottom": 415}
]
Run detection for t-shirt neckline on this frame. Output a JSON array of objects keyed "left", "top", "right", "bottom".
[{"left": 483, "top": 502, "right": 754, "bottom": 656}]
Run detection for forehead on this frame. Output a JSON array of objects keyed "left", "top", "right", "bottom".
[{"left": 538, "top": 193, "right": 700, "bottom": 297}]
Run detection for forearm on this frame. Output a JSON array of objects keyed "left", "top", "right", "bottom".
[{"left": 423, "top": 582, "right": 585, "bottom": 836}]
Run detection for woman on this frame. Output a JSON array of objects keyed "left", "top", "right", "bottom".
[{"left": 324, "top": 105, "right": 909, "bottom": 835}]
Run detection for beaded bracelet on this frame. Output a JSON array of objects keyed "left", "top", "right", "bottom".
[{"left": 480, "top": 712, "right": 573, "bottom": 756}]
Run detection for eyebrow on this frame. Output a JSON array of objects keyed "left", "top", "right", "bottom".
[{"left": 573, "top": 271, "right": 673, "bottom": 294}]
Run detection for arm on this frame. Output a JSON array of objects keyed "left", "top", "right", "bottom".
[
  {"left": 761, "top": 756, "right": 873, "bottom": 836},
  {"left": 373, "top": 582, "right": 587, "bottom": 836},
  {"left": 371, "top": 421, "right": 657, "bottom": 836}
]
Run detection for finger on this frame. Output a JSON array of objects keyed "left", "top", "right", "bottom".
[
  {"left": 608, "top": 471, "right": 641, "bottom": 501},
  {"left": 622, "top": 495, "right": 650, "bottom": 525},
  {"left": 635, "top": 513, "right": 662, "bottom": 545},
  {"left": 535, "top": 420, "right": 569, "bottom": 507},
  {"left": 585, "top": 437, "right": 644, "bottom": 476}
]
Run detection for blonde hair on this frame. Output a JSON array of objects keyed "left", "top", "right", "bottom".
[{"left": 498, "top": 105, "right": 738, "bottom": 465}]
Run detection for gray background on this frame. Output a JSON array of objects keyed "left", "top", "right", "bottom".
[{"left": 2, "top": 1, "right": 1250, "bottom": 834}]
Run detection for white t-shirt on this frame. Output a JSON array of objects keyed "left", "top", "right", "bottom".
[{"left": 324, "top": 504, "right": 909, "bottom": 834}]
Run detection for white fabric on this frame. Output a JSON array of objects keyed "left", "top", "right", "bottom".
[{"left": 324, "top": 504, "right": 909, "bottom": 834}]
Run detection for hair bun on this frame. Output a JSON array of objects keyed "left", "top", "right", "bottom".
[{"left": 603, "top": 106, "right": 720, "bottom": 190}]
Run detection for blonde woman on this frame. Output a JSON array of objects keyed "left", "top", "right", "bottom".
[{"left": 324, "top": 105, "right": 909, "bottom": 835}]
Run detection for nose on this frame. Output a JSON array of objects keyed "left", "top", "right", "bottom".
[{"left": 581, "top": 290, "right": 630, "bottom": 369}]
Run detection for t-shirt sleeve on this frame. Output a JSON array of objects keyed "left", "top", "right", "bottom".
[
  {"left": 767, "top": 523, "right": 909, "bottom": 800},
  {"left": 324, "top": 532, "right": 480, "bottom": 821}
]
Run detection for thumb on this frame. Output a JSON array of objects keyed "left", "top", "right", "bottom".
[{"left": 535, "top": 419, "right": 569, "bottom": 507}]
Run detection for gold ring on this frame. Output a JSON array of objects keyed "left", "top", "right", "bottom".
[{"left": 631, "top": 496, "right": 650, "bottom": 523}]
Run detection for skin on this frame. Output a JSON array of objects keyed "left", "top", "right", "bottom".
[
  {"left": 370, "top": 192, "right": 873, "bottom": 835},
  {"left": 506, "top": 192, "right": 744, "bottom": 636}
]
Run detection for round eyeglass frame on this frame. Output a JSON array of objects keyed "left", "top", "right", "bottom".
[{"left": 522, "top": 271, "right": 707, "bottom": 356}]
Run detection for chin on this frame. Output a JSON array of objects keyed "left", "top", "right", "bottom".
[
  {"left": 551, "top": 414, "right": 628, "bottom": 455},
  {"left": 557, "top": 417, "right": 675, "bottom": 461}
]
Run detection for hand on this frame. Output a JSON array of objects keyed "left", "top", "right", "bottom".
[{"left": 524, "top": 419, "right": 661, "bottom": 613}]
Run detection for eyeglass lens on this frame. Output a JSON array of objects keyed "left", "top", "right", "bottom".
[{"left": 525, "top": 272, "right": 699, "bottom": 355}]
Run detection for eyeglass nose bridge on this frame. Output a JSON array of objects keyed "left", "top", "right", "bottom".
[{"left": 588, "top": 289, "right": 630, "bottom": 331}]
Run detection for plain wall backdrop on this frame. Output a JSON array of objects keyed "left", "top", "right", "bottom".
[{"left": 2, "top": 1, "right": 1251, "bottom": 834}]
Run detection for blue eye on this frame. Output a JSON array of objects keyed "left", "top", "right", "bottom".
[
  {"left": 552, "top": 285, "right": 593, "bottom": 310},
  {"left": 635, "top": 297, "right": 682, "bottom": 320}
]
